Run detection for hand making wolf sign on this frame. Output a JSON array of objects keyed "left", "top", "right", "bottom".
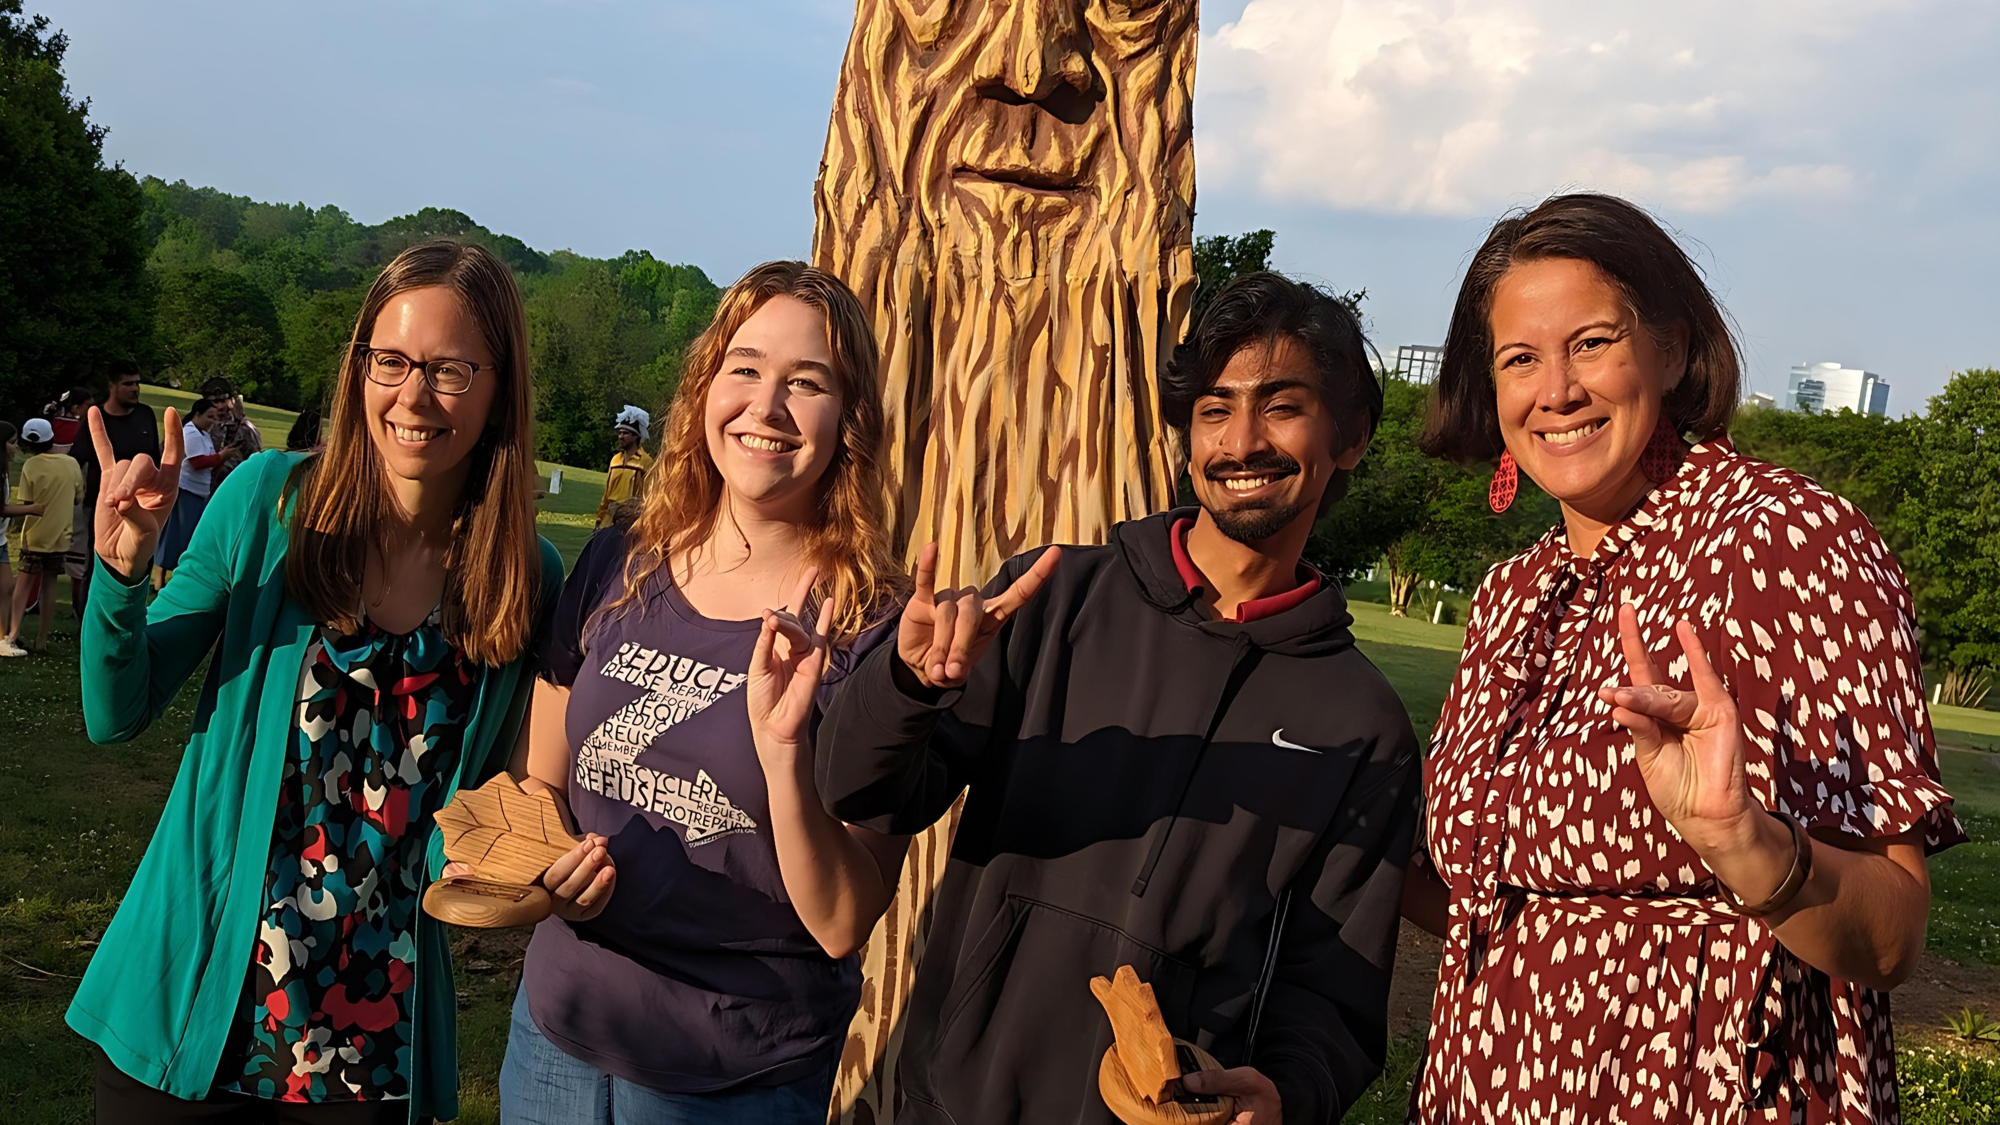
[
  {"left": 898, "top": 542, "right": 1063, "bottom": 689},
  {"left": 89, "top": 405, "right": 182, "bottom": 582}
]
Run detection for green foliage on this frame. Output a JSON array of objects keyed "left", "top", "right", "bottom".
[
  {"left": 151, "top": 264, "right": 288, "bottom": 406},
  {"left": 1730, "top": 400, "right": 1920, "bottom": 552},
  {"left": 1191, "top": 227, "right": 1365, "bottom": 325},
  {"left": 1945, "top": 1008, "right": 2000, "bottom": 1043},
  {"left": 1902, "top": 369, "right": 2000, "bottom": 678},
  {"left": 1311, "top": 376, "right": 1557, "bottom": 602},
  {"left": 131, "top": 176, "right": 720, "bottom": 465},
  {"left": 0, "top": 0, "right": 151, "bottom": 419},
  {"left": 1899, "top": 1047, "right": 2000, "bottom": 1125}
]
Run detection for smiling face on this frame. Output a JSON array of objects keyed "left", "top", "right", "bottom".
[
  {"left": 1187, "top": 337, "right": 1364, "bottom": 546},
  {"left": 361, "top": 286, "right": 500, "bottom": 488},
  {"left": 702, "top": 295, "right": 845, "bottom": 520},
  {"left": 1490, "top": 258, "right": 1686, "bottom": 522}
]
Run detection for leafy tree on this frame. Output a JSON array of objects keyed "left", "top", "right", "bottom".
[
  {"left": 1901, "top": 369, "right": 2000, "bottom": 693},
  {"left": 1311, "top": 376, "right": 1556, "bottom": 613},
  {"left": 0, "top": 0, "right": 150, "bottom": 418},
  {"left": 152, "top": 265, "right": 289, "bottom": 405},
  {"left": 1191, "top": 228, "right": 1365, "bottom": 325}
]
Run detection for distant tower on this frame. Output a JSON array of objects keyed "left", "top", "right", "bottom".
[{"left": 1786, "top": 361, "right": 1890, "bottom": 416}]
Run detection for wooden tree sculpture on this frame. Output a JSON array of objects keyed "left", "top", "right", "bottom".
[
  {"left": 812, "top": 2, "right": 1199, "bottom": 1117},
  {"left": 422, "top": 774, "right": 580, "bottom": 929},
  {"left": 1092, "top": 966, "right": 1234, "bottom": 1125},
  {"left": 812, "top": 2, "right": 1199, "bottom": 1118}
]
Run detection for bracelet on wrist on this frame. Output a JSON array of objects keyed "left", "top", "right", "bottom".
[{"left": 1717, "top": 810, "right": 1814, "bottom": 918}]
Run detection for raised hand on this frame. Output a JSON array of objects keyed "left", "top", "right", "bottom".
[
  {"left": 748, "top": 568, "right": 838, "bottom": 762},
  {"left": 91, "top": 405, "right": 182, "bottom": 581},
  {"left": 1597, "top": 604, "right": 1763, "bottom": 856},
  {"left": 896, "top": 542, "right": 1062, "bottom": 689}
]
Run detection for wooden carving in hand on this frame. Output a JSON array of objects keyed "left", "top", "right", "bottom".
[
  {"left": 1091, "top": 965, "right": 1234, "bottom": 1125},
  {"left": 422, "top": 774, "right": 582, "bottom": 928}
]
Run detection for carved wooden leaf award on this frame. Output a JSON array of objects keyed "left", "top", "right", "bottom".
[
  {"left": 421, "top": 774, "right": 580, "bottom": 929},
  {"left": 1092, "top": 966, "right": 1234, "bottom": 1125}
]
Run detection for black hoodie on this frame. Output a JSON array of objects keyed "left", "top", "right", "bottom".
[{"left": 819, "top": 510, "right": 1422, "bottom": 1125}]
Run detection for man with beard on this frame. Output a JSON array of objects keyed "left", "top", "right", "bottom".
[{"left": 807, "top": 273, "right": 1422, "bottom": 1125}]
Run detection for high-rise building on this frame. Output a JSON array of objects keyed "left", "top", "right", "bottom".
[
  {"left": 1785, "top": 362, "right": 1889, "bottom": 416},
  {"left": 1396, "top": 344, "right": 1445, "bottom": 384}
]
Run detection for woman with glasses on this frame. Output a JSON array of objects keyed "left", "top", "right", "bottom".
[
  {"left": 69, "top": 240, "right": 576, "bottom": 1124},
  {"left": 490, "top": 261, "right": 905, "bottom": 1125}
]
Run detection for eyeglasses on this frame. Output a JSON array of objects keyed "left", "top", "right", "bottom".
[{"left": 356, "top": 346, "right": 487, "bottom": 396}]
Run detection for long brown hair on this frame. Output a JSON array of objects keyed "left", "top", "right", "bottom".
[
  {"left": 1422, "top": 192, "right": 1742, "bottom": 461},
  {"left": 285, "top": 240, "right": 542, "bottom": 666},
  {"left": 599, "top": 260, "right": 904, "bottom": 642}
]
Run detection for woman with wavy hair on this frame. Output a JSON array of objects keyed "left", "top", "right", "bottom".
[
  {"left": 497, "top": 260, "right": 906, "bottom": 1125},
  {"left": 1404, "top": 193, "right": 1961, "bottom": 1123},
  {"left": 68, "top": 240, "right": 568, "bottom": 1122}
]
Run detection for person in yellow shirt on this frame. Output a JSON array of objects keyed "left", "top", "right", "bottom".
[
  {"left": 7, "top": 418, "right": 84, "bottom": 654},
  {"left": 595, "top": 405, "right": 654, "bottom": 528}
]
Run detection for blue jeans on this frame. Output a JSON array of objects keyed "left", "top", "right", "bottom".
[{"left": 498, "top": 987, "right": 835, "bottom": 1125}]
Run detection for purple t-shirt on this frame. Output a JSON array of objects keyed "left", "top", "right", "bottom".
[{"left": 525, "top": 527, "right": 896, "bottom": 1092}]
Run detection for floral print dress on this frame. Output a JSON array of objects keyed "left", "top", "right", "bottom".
[
  {"left": 215, "top": 610, "right": 476, "bottom": 1102},
  {"left": 1414, "top": 441, "right": 1964, "bottom": 1124}
]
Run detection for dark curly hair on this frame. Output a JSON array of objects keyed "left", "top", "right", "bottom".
[{"left": 1161, "top": 270, "right": 1384, "bottom": 511}]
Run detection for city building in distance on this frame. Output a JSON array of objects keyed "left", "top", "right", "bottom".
[
  {"left": 1785, "top": 362, "right": 1890, "bottom": 416},
  {"left": 1396, "top": 344, "right": 1445, "bottom": 383}
]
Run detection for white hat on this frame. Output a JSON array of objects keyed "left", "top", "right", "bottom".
[
  {"left": 20, "top": 418, "right": 54, "bottom": 444},
  {"left": 614, "top": 404, "right": 650, "bottom": 442}
]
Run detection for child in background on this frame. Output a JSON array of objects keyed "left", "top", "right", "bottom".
[
  {"left": 6, "top": 418, "right": 83, "bottom": 653},
  {"left": 0, "top": 421, "right": 28, "bottom": 656}
]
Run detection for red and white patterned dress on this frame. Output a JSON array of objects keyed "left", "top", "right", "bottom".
[{"left": 1413, "top": 440, "right": 1965, "bottom": 1124}]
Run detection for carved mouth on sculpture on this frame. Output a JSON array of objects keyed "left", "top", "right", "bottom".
[{"left": 952, "top": 164, "right": 1086, "bottom": 194}]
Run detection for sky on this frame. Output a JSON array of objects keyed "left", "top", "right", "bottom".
[{"left": 35, "top": 0, "right": 2000, "bottom": 409}]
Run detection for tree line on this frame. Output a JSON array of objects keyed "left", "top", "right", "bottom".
[{"left": 0, "top": 0, "right": 718, "bottom": 470}]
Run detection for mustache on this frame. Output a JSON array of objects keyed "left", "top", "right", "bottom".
[{"left": 1203, "top": 453, "right": 1301, "bottom": 482}]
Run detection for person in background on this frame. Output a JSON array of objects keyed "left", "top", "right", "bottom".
[
  {"left": 6, "top": 418, "right": 83, "bottom": 654},
  {"left": 285, "top": 406, "right": 325, "bottom": 453},
  {"left": 70, "top": 359, "right": 161, "bottom": 614},
  {"left": 201, "top": 377, "right": 263, "bottom": 488},
  {"left": 151, "top": 397, "right": 224, "bottom": 589},
  {"left": 494, "top": 262, "right": 905, "bottom": 1125},
  {"left": 593, "top": 404, "right": 653, "bottom": 528},
  {"left": 0, "top": 421, "right": 28, "bottom": 656},
  {"left": 48, "top": 388, "right": 94, "bottom": 453},
  {"left": 71, "top": 239, "right": 567, "bottom": 1123},
  {"left": 1403, "top": 193, "right": 1961, "bottom": 1123}
]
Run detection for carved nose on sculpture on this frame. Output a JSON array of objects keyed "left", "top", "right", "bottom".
[{"left": 974, "top": 0, "right": 1094, "bottom": 106}]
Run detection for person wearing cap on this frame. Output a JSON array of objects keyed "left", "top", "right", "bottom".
[
  {"left": 5, "top": 417, "right": 83, "bottom": 654},
  {"left": 594, "top": 405, "right": 654, "bottom": 528}
]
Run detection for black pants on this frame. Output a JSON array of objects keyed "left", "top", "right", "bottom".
[{"left": 94, "top": 1049, "right": 423, "bottom": 1125}]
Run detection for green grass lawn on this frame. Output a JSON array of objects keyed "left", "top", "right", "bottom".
[{"left": 1, "top": 388, "right": 1989, "bottom": 1120}]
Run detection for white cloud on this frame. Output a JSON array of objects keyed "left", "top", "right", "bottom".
[{"left": 1195, "top": 0, "right": 1983, "bottom": 216}]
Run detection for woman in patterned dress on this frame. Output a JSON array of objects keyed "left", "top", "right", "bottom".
[
  {"left": 1403, "top": 193, "right": 1964, "bottom": 1124},
  {"left": 72, "top": 241, "right": 574, "bottom": 1123}
]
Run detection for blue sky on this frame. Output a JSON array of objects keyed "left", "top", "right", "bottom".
[{"left": 37, "top": 0, "right": 2000, "bottom": 408}]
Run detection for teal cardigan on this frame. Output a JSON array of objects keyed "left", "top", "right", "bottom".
[{"left": 66, "top": 451, "right": 563, "bottom": 1120}]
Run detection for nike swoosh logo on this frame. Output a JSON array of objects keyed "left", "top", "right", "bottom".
[{"left": 1271, "top": 729, "right": 1321, "bottom": 754}]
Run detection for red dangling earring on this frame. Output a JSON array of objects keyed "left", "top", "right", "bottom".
[
  {"left": 1489, "top": 450, "right": 1518, "bottom": 513},
  {"left": 1640, "top": 415, "right": 1688, "bottom": 484}
]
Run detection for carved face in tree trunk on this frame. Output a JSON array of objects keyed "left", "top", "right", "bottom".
[{"left": 814, "top": 0, "right": 1198, "bottom": 582}]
